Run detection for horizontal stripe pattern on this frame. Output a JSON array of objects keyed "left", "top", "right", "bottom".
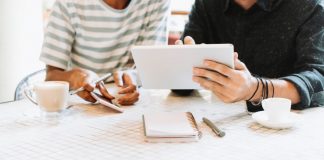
[{"left": 40, "top": 0, "right": 170, "bottom": 74}]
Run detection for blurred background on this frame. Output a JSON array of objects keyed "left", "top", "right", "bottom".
[{"left": 0, "top": 0, "right": 195, "bottom": 103}]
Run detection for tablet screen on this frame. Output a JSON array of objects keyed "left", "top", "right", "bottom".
[{"left": 131, "top": 44, "right": 234, "bottom": 89}]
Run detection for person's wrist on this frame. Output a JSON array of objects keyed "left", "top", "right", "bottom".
[
  {"left": 247, "top": 77, "right": 263, "bottom": 102},
  {"left": 67, "top": 68, "right": 83, "bottom": 90},
  {"left": 245, "top": 77, "right": 258, "bottom": 101},
  {"left": 250, "top": 78, "right": 264, "bottom": 103}
]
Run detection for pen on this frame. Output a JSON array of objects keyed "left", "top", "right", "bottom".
[
  {"left": 203, "top": 117, "right": 226, "bottom": 137},
  {"left": 69, "top": 73, "right": 112, "bottom": 95}
]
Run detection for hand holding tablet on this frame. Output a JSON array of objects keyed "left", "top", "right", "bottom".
[{"left": 131, "top": 43, "right": 234, "bottom": 89}]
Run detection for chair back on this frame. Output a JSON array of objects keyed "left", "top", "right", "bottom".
[{"left": 14, "top": 69, "right": 46, "bottom": 101}]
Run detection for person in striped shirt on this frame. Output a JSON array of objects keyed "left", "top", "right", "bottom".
[{"left": 40, "top": 0, "right": 170, "bottom": 105}]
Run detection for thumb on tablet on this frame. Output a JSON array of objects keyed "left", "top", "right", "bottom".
[
  {"left": 184, "top": 36, "right": 196, "bottom": 45},
  {"left": 175, "top": 36, "right": 196, "bottom": 45}
]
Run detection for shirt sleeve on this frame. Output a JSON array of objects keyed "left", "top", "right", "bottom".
[
  {"left": 136, "top": 0, "right": 170, "bottom": 45},
  {"left": 39, "top": 0, "right": 75, "bottom": 70},
  {"left": 281, "top": 3, "right": 324, "bottom": 109}
]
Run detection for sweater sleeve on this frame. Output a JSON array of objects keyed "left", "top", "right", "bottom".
[
  {"left": 281, "top": 3, "right": 324, "bottom": 109},
  {"left": 181, "top": 0, "right": 208, "bottom": 44}
]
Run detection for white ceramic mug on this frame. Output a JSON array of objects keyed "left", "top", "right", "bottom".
[
  {"left": 262, "top": 98, "right": 291, "bottom": 122},
  {"left": 24, "top": 81, "right": 69, "bottom": 113}
]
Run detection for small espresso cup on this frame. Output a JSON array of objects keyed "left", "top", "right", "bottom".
[
  {"left": 24, "top": 81, "right": 69, "bottom": 120},
  {"left": 262, "top": 98, "right": 291, "bottom": 122}
]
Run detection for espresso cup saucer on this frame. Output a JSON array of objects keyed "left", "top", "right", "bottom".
[{"left": 252, "top": 111, "right": 299, "bottom": 129}]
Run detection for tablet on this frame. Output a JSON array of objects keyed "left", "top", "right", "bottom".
[
  {"left": 131, "top": 44, "right": 234, "bottom": 89},
  {"left": 90, "top": 92, "right": 124, "bottom": 113}
]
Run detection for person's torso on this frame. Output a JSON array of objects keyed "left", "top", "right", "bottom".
[
  {"left": 199, "top": 0, "right": 320, "bottom": 78},
  {"left": 66, "top": 0, "right": 159, "bottom": 74}
]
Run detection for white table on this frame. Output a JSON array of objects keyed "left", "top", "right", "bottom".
[{"left": 0, "top": 89, "right": 323, "bottom": 160}]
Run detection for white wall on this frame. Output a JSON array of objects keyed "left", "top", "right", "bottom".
[
  {"left": 0, "top": 0, "right": 44, "bottom": 102},
  {"left": 169, "top": 0, "right": 195, "bottom": 32}
]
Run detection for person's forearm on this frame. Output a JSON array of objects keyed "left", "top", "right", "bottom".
[
  {"left": 45, "top": 66, "right": 74, "bottom": 88},
  {"left": 250, "top": 79, "right": 301, "bottom": 104},
  {"left": 46, "top": 66, "right": 69, "bottom": 81}
]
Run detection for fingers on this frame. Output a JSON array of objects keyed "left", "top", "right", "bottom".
[
  {"left": 193, "top": 68, "right": 229, "bottom": 86},
  {"left": 112, "top": 72, "right": 139, "bottom": 105},
  {"left": 211, "top": 90, "right": 231, "bottom": 103},
  {"left": 192, "top": 76, "right": 233, "bottom": 103},
  {"left": 118, "top": 73, "right": 137, "bottom": 94},
  {"left": 119, "top": 85, "right": 136, "bottom": 94},
  {"left": 117, "top": 92, "right": 140, "bottom": 106},
  {"left": 234, "top": 58, "right": 247, "bottom": 71},
  {"left": 83, "top": 83, "right": 95, "bottom": 92},
  {"left": 232, "top": 52, "right": 247, "bottom": 70},
  {"left": 97, "top": 82, "right": 115, "bottom": 100},
  {"left": 175, "top": 40, "right": 183, "bottom": 45},
  {"left": 203, "top": 60, "right": 233, "bottom": 77},
  {"left": 122, "top": 73, "right": 134, "bottom": 86},
  {"left": 234, "top": 52, "right": 239, "bottom": 60},
  {"left": 193, "top": 76, "right": 224, "bottom": 91},
  {"left": 114, "top": 71, "right": 137, "bottom": 88},
  {"left": 175, "top": 36, "right": 196, "bottom": 45},
  {"left": 77, "top": 91, "right": 96, "bottom": 103},
  {"left": 184, "top": 36, "right": 196, "bottom": 45}
]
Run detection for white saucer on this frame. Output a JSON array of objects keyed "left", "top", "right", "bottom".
[{"left": 252, "top": 111, "right": 298, "bottom": 129}]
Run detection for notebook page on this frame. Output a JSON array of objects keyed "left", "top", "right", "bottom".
[{"left": 144, "top": 112, "right": 196, "bottom": 137}]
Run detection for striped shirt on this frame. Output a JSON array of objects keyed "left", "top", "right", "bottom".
[{"left": 40, "top": 0, "right": 170, "bottom": 75}]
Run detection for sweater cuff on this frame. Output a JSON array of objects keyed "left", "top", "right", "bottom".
[{"left": 281, "top": 75, "right": 312, "bottom": 110}]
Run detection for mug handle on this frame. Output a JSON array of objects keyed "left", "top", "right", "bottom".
[{"left": 24, "top": 88, "right": 38, "bottom": 105}]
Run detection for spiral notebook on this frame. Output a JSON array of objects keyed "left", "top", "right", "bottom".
[{"left": 143, "top": 112, "right": 201, "bottom": 143}]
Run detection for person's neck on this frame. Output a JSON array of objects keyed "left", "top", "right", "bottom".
[
  {"left": 235, "top": 0, "right": 257, "bottom": 10},
  {"left": 103, "top": 0, "right": 130, "bottom": 10}
]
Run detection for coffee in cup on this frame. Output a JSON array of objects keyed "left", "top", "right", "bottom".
[{"left": 25, "top": 81, "right": 69, "bottom": 121}]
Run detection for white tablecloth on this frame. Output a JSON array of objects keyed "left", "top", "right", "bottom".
[{"left": 0, "top": 89, "right": 323, "bottom": 160}]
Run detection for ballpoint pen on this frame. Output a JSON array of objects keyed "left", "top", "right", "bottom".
[
  {"left": 203, "top": 117, "right": 226, "bottom": 137},
  {"left": 69, "top": 73, "right": 112, "bottom": 95}
]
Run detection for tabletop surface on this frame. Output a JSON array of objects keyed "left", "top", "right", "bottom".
[{"left": 0, "top": 89, "right": 323, "bottom": 160}]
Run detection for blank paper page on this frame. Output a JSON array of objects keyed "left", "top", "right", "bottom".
[{"left": 144, "top": 112, "right": 196, "bottom": 137}]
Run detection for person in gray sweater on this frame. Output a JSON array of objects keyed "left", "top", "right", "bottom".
[{"left": 174, "top": 0, "right": 324, "bottom": 111}]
